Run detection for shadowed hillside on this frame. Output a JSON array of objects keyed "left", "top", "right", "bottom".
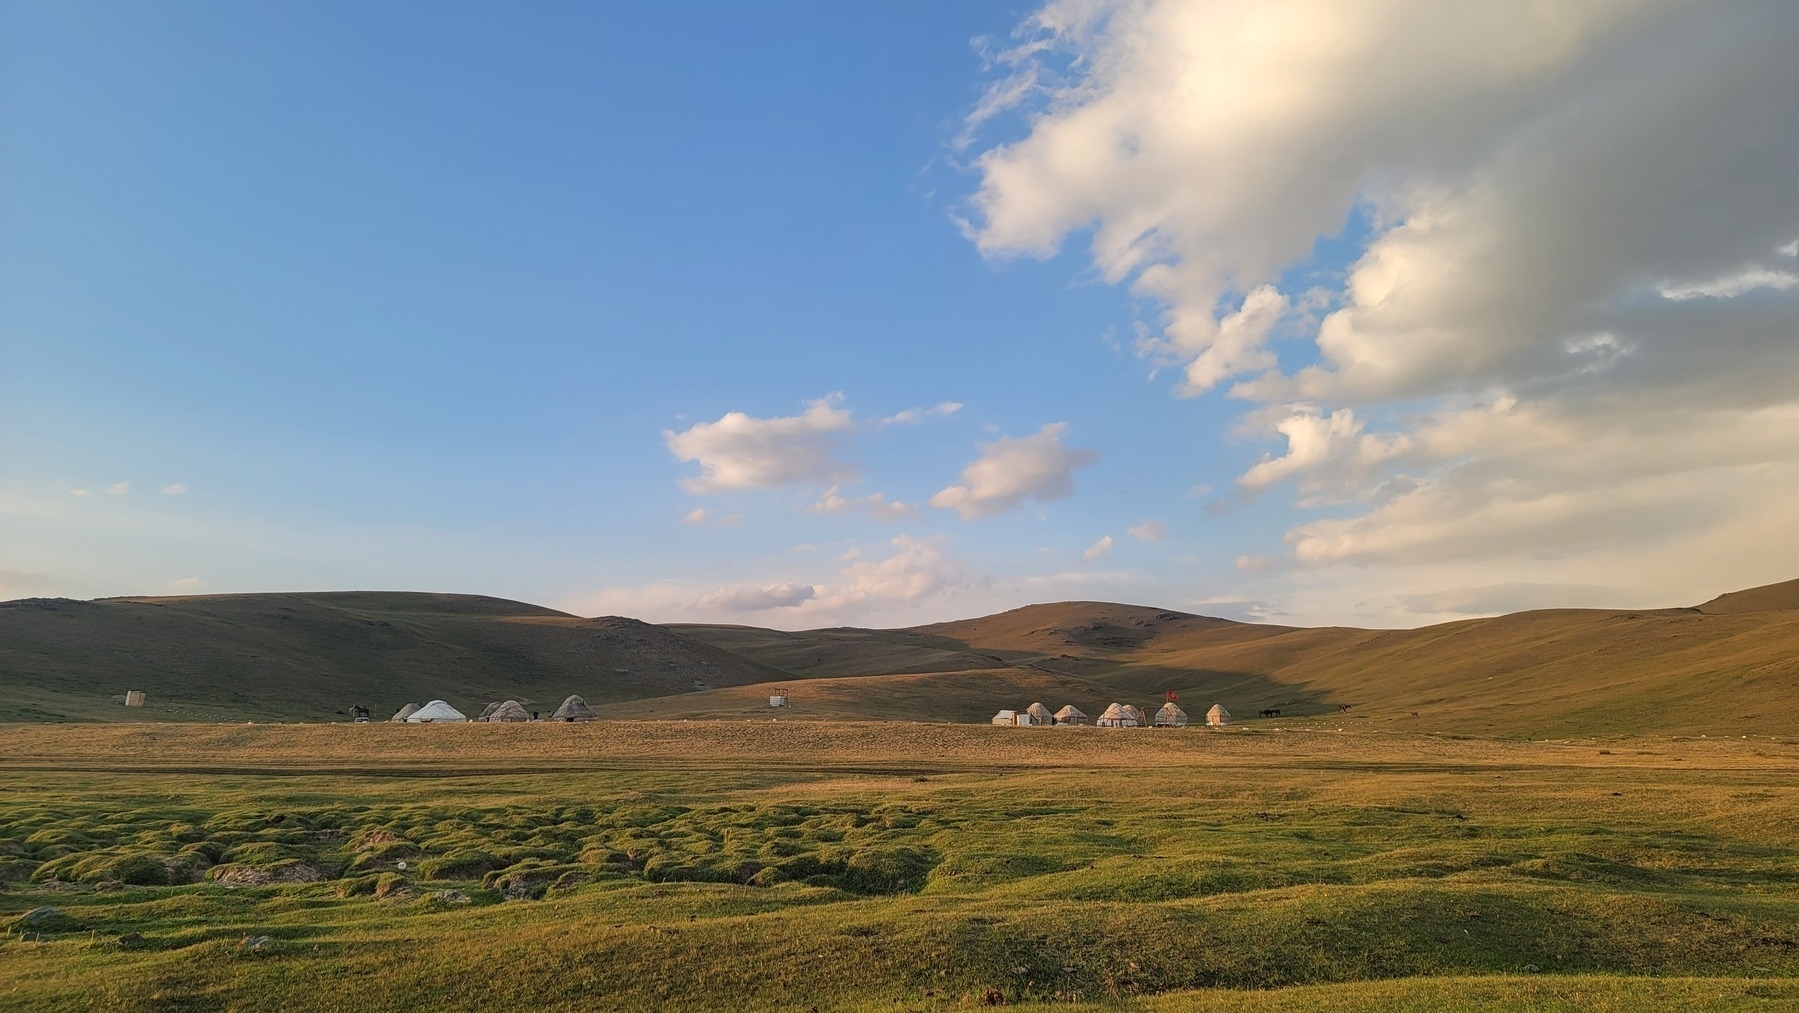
[{"left": 0, "top": 592, "right": 788, "bottom": 723}]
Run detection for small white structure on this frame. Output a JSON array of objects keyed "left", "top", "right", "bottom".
[
  {"left": 406, "top": 700, "right": 468, "bottom": 723},
  {"left": 1096, "top": 703, "right": 1140, "bottom": 728},
  {"left": 1154, "top": 702, "right": 1188, "bottom": 728},
  {"left": 123, "top": 690, "right": 145, "bottom": 707},
  {"left": 1121, "top": 704, "right": 1148, "bottom": 726},
  {"left": 1053, "top": 704, "right": 1088, "bottom": 726},
  {"left": 1024, "top": 702, "right": 1055, "bottom": 725},
  {"left": 769, "top": 694, "right": 788, "bottom": 708},
  {"left": 1015, "top": 709, "right": 1043, "bottom": 727},
  {"left": 1206, "top": 704, "right": 1232, "bottom": 728},
  {"left": 390, "top": 702, "right": 421, "bottom": 722},
  {"left": 992, "top": 709, "right": 1018, "bottom": 726}
]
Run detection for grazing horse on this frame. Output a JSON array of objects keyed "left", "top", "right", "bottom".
[
  {"left": 1336, "top": 704, "right": 1352, "bottom": 714},
  {"left": 1258, "top": 708, "right": 1282, "bottom": 718}
]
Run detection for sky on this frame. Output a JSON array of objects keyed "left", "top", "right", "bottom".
[{"left": 3, "top": 1, "right": 1797, "bottom": 630}]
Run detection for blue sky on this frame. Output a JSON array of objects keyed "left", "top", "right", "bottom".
[{"left": 4, "top": 2, "right": 1796, "bottom": 628}]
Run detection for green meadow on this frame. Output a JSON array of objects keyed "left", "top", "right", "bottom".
[{"left": 3, "top": 723, "right": 1798, "bottom": 1011}]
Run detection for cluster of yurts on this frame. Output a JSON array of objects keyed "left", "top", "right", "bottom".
[
  {"left": 992, "top": 701, "right": 1231, "bottom": 728},
  {"left": 386, "top": 695, "right": 599, "bottom": 723}
]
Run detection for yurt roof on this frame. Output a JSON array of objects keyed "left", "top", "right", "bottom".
[
  {"left": 407, "top": 699, "right": 468, "bottom": 723},
  {"left": 1024, "top": 702, "right": 1054, "bottom": 719},
  {"left": 390, "top": 702, "right": 420, "bottom": 722},
  {"left": 1157, "top": 701, "right": 1186, "bottom": 718},
  {"left": 1207, "top": 703, "right": 1230, "bottom": 718},
  {"left": 552, "top": 694, "right": 597, "bottom": 720},
  {"left": 477, "top": 701, "right": 503, "bottom": 721},
  {"left": 488, "top": 700, "right": 530, "bottom": 722},
  {"left": 1054, "top": 705, "right": 1087, "bottom": 719},
  {"left": 1121, "top": 704, "right": 1147, "bottom": 722},
  {"left": 1098, "top": 703, "right": 1127, "bottom": 721}
]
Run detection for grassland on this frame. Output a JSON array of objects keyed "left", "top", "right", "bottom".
[{"left": 3, "top": 722, "right": 1798, "bottom": 1010}]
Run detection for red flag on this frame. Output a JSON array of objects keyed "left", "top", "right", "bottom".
[{"left": 1164, "top": 690, "right": 1179, "bottom": 702}]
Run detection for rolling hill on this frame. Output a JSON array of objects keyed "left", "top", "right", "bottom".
[
  {"left": 4, "top": 580, "right": 1798, "bottom": 735},
  {"left": 0, "top": 592, "right": 788, "bottom": 723}
]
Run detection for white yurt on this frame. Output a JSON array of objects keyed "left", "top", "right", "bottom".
[
  {"left": 1206, "top": 704, "right": 1232, "bottom": 728},
  {"left": 406, "top": 700, "right": 467, "bottom": 723},
  {"left": 1096, "top": 703, "right": 1140, "bottom": 728},
  {"left": 992, "top": 709, "right": 1018, "bottom": 726},
  {"left": 1154, "top": 702, "right": 1188, "bottom": 727},
  {"left": 390, "top": 702, "right": 421, "bottom": 723},
  {"left": 477, "top": 701, "right": 504, "bottom": 721},
  {"left": 487, "top": 700, "right": 530, "bottom": 723},
  {"left": 551, "top": 694, "right": 597, "bottom": 721},
  {"left": 1053, "top": 704, "right": 1088, "bottom": 726},
  {"left": 1024, "top": 702, "right": 1055, "bottom": 725},
  {"left": 1121, "top": 704, "right": 1148, "bottom": 726}
]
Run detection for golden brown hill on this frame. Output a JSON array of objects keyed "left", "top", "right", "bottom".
[
  {"left": 1696, "top": 576, "right": 1799, "bottom": 614},
  {"left": 0, "top": 592, "right": 787, "bottom": 723}
]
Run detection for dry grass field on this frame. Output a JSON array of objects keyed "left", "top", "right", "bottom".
[{"left": 4, "top": 722, "right": 1798, "bottom": 1011}]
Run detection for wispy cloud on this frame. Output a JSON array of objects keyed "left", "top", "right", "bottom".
[
  {"left": 161, "top": 483, "right": 187, "bottom": 496},
  {"left": 1080, "top": 535, "right": 1114, "bottom": 562},
  {"left": 1126, "top": 520, "right": 1165, "bottom": 541}
]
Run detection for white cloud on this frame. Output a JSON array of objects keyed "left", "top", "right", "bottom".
[
  {"left": 68, "top": 489, "right": 89, "bottom": 498},
  {"left": 879, "top": 401, "right": 964, "bottom": 426},
  {"left": 811, "top": 485, "right": 920, "bottom": 521},
  {"left": 565, "top": 535, "right": 971, "bottom": 627},
  {"left": 682, "top": 508, "right": 708, "bottom": 525},
  {"left": 695, "top": 583, "right": 816, "bottom": 612},
  {"left": 171, "top": 576, "right": 201, "bottom": 590},
  {"left": 664, "top": 395, "right": 856, "bottom": 494},
  {"left": 1126, "top": 520, "right": 1165, "bottom": 541},
  {"left": 106, "top": 483, "right": 129, "bottom": 496},
  {"left": 1080, "top": 535, "right": 1114, "bottom": 561},
  {"left": 967, "top": 0, "right": 1799, "bottom": 609},
  {"left": 1658, "top": 266, "right": 1798, "bottom": 301},
  {"left": 1235, "top": 554, "right": 1270, "bottom": 572},
  {"left": 161, "top": 483, "right": 187, "bottom": 496},
  {"left": 930, "top": 422, "right": 1098, "bottom": 519}
]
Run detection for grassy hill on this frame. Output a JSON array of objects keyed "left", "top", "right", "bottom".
[
  {"left": 0, "top": 592, "right": 787, "bottom": 723},
  {"left": 5, "top": 580, "right": 1799, "bottom": 735}
]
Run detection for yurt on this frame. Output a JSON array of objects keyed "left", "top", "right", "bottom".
[
  {"left": 1154, "top": 702, "right": 1188, "bottom": 727},
  {"left": 1206, "top": 704, "right": 1232, "bottom": 728},
  {"left": 477, "top": 701, "right": 504, "bottom": 721},
  {"left": 1024, "top": 702, "right": 1055, "bottom": 725},
  {"left": 1096, "top": 703, "right": 1139, "bottom": 728},
  {"left": 551, "top": 694, "right": 597, "bottom": 722},
  {"left": 1121, "top": 704, "right": 1148, "bottom": 726},
  {"left": 992, "top": 709, "right": 1018, "bottom": 726},
  {"left": 487, "top": 700, "right": 530, "bottom": 723},
  {"left": 390, "top": 702, "right": 421, "bottom": 723},
  {"left": 1053, "top": 704, "right": 1088, "bottom": 726},
  {"left": 407, "top": 700, "right": 468, "bottom": 723}
]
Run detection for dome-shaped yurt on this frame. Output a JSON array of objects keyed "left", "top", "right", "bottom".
[
  {"left": 1206, "top": 704, "right": 1232, "bottom": 728},
  {"left": 1154, "top": 702, "right": 1188, "bottom": 727},
  {"left": 552, "top": 694, "right": 597, "bottom": 722},
  {"left": 407, "top": 700, "right": 468, "bottom": 723},
  {"left": 487, "top": 700, "right": 530, "bottom": 723},
  {"left": 390, "top": 702, "right": 421, "bottom": 723},
  {"left": 1053, "top": 704, "right": 1088, "bottom": 726}
]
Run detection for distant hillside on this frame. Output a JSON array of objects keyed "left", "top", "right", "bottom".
[
  {"left": 0, "top": 592, "right": 787, "bottom": 722},
  {"left": 7, "top": 580, "right": 1799, "bottom": 735},
  {"left": 1697, "top": 577, "right": 1799, "bottom": 614}
]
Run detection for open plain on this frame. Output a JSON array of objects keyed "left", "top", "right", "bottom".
[{"left": 4, "top": 721, "right": 1798, "bottom": 1011}]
